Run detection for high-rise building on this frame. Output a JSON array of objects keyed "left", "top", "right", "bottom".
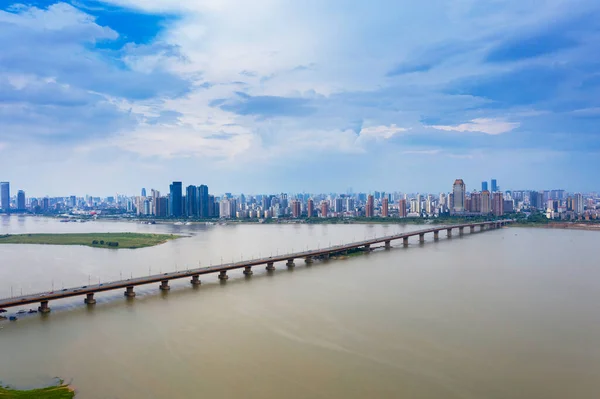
[
  {"left": 291, "top": 200, "right": 301, "bottom": 218},
  {"left": 307, "top": 198, "right": 314, "bottom": 217},
  {"left": 481, "top": 190, "right": 491, "bottom": 214},
  {"left": 491, "top": 179, "right": 497, "bottom": 193},
  {"left": 219, "top": 199, "right": 231, "bottom": 219},
  {"left": 470, "top": 192, "right": 481, "bottom": 213},
  {"left": 156, "top": 197, "right": 168, "bottom": 217},
  {"left": 482, "top": 181, "right": 488, "bottom": 192},
  {"left": 17, "top": 190, "right": 25, "bottom": 210},
  {"left": 141, "top": 188, "right": 147, "bottom": 197},
  {"left": 169, "top": 182, "right": 183, "bottom": 217},
  {"left": 198, "top": 185, "right": 209, "bottom": 218},
  {"left": 398, "top": 199, "right": 407, "bottom": 217},
  {"left": 381, "top": 197, "right": 389, "bottom": 217},
  {"left": 70, "top": 195, "right": 77, "bottom": 208},
  {"left": 425, "top": 194, "right": 433, "bottom": 215},
  {"left": 0, "top": 182, "right": 9, "bottom": 212},
  {"left": 452, "top": 179, "right": 466, "bottom": 213},
  {"left": 492, "top": 192, "right": 504, "bottom": 216},
  {"left": 574, "top": 193, "right": 584, "bottom": 214},
  {"left": 320, "top": 200, "right": 329, "bottom": 218},
  {"left": 185, "top": 185, "right": 197, "bottom": 217},
  {"left": 346, "top": 198, "right": 355, "bottom": 213},
  {"left": 365, "top": 195, "right": 374, "bottom": 217},
  {"left": 262, "top": 196, "right": 272, "bottom": 211},
  {"left": 42, "top": 197, "right": 49, "bottom": 211},
  {"left": 415, "top": 194, "right": 422, "bottom": 214},
  {"left": 334, "top": 197, "right": 344, "bottom": 214},
  {"left": 208, "top": 195, "right": 215, "bottom": 217}
]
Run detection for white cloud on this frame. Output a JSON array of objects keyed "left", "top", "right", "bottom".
[
  {"left": 402, "top": 149, "right": 441, "bottom": 155},
  {"left": 429, "top": 118, "right": 520, "bottom": 135},
  {"left": 358, "top": 124, "right": 409, "bottom": 141}
]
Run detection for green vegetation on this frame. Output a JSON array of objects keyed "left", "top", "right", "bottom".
[
  {"left": 0, "top": 232, "right": 178, "bottom": 249},
  {"left": 0, "top": 382, "right": 74, "bottom": 398}
]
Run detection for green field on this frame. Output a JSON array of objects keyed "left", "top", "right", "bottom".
[
  {"left": 0, "top": 232, "right": 178, "bottom": 249},
  {"left": 0, "top": 383, "right": 74, "bottom": 398}
]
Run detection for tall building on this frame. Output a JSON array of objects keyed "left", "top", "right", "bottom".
[
  {"left": 398, "top": 199, "right": 407, "bottom": 217},
  {"left": 574, "top": 193, "right": 584, "bottom": 214},
  {"left": 415, "top": 194, "right": 422, "bottom": 214},
  {"left": 208, "top": 195, "right": 215, "bottom": 217},
  {"left": 0, "top": 182, "right": 9, "bottom": 212},
  {"left": 482, "top": 181, "right": 488, "bottom": 192},
  {"left": 307, "top": 198, "right": 314, "bottom": 217},
  {"left": 491, "top": 179, "right": 497, "bottom": 193},
  {"left": 219, "top": 199, "right": 231, "bottom": 219},
  {"left": 492, "top": 192, "right": 504, "bottom": 216},
  {"left": 156, "top": 197, "right": 168, "bottom": 217},
  {"left": 198, "top": 185, "right": 209, "bottom": 218},
  {"left": 320, "top": 200, "right": 329, "bottom": 218},
  {"left": 141, "top": 188, "right": 147, "bottom": 197},
  {"left": 425, "top": 194, "right": 433, "bottom": 215},
  {"left": 17, "top": 190, "right": 25, "bottom": 210},
  {"left": 334, "top": 197, "right": 344, "bottom": 214},
  {"left": 470, "top": 192, "right": 481, "bottom": 213},
  {"left": 365, "top": 195, "right": 374, "bottom": 217},
  {"left": 481, "top": 190, "right": 491, "bottom": 214},
  {"left": 452, "top": 179, "right": 466, "bottom": 213},
  {"left": 381, "top": 197, "right": 389, "bottom": 217},
  {"left": 169, "top": 182, "right": 183, "bottom": 217},
  {"left": 291, "top": 200, "right": 301, "bottom": 218},
  {"left": 262, "top": 196, "right": 272, "bottom": 211},
  {"left": 346, "top": 198, "right": 355, "bottom": 213},
  {"left": 186, "top": 185, "right": 197, "bottom": 217}
]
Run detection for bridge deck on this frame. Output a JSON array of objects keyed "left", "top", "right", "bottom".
[{"left": 0, "top": 220, "right": 511, "bottom": 309}]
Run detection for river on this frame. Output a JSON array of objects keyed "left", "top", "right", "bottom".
[{"left": 1, "top": 215, "right": 599, "bottom": 398}]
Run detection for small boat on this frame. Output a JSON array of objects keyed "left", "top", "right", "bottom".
[
  {"left": 16, "top": 310, "right": 26, "bottom": 314},
  {"left": 9, "top": 316, "right": 17, "bottom": 321},
  {"left": 28, "top": 309, "right": 38, "bottom": 314},
  {"left": 174, "top": 222, "right": 184, "bottom": 225},
  {"left": 185, "top": 222, "right": 192, "bottom": 225},
  {"left": 0, "top": 308, "right": 7, "bottom": 313}
]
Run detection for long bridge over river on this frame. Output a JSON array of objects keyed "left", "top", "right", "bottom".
[{"left": 0, "top": 220, "right": 512, "bottom": 314}]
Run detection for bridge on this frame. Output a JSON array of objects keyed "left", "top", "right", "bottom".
[{"left": 0, "top": 220, "right": 512, "bottom": 314}]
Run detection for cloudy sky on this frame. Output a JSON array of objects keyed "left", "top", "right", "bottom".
[{"left": 1, "top": 0, "right": 599, "bottom": 196}]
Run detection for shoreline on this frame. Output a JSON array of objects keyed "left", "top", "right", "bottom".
[
  {"left": 511, "top": 223, "right": 600, "bottom": 232},
  {"left": 0, "top": 379, "right": 75, "bottom": 398},
  {"left": 0, "top": 232, "right": 180, "bottom": 249}
]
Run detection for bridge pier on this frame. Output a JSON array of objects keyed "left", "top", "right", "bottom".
[
  {"left": 124, "top": 286, "right": 135, "bottom": 297},
  {"left": 459, "top": 226, "right": 464, "bottom": 236},
  {"left": 84, "top": 293, "right": 96, "bottom": 305},
  {"left": 38, "top": 300, "right": 51, "bottom": 314},
  {"left": 218, "top": 271, "right": 229, "bottom": 281},
  {"left": 266, "top": 262, "right": 275, "bottom": 271},
  {"left": 403, "top": 237, "right": 409, "bottom": 247},
  {"left": 305, "top": 256, "right": 314, "bottom": 264},
  {"left": 286, "top": 259, "right": 295, "bottom": 268},
  {"left": 470, "top": 225, "right": 475, "bottom": 233},
  {"left": 434, "top": 231, "right": 439, "bottom": 240},
  {"left": 419, "top": 233, "right": 425, "bottom": 243},
  {"left": 385, "top": 240, "right": 391, "bottom": 249},
  {"left": 159, "top": 280, "right": 170, "bottom": 291},
  {"left": 496, "top": 222, "right": 501, "bottom": 228},
  {"left": 480, "top": 225, "right": 485, "bottom": 231},
  {"left": 364, "top": 244, "right": 371, "bottom": 251},
  {"left": 191, "top": 275, "right": 201, "bottom": 285},
  {"left": 447, "top": 228, "right": 452, "bottom": 238},
  {"left": 243, "top": 266, "right": 253, "bottom": 276}
]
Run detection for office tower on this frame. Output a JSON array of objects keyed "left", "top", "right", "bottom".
[
  {"left": 151, "top": 189, "right": 160, "bottom": 215},
  {"left": 186, "top": 185, "right": 197, "bottom": 217},
  {"left": 491, "top": 179, "right": 497, "bottom": 193},
  {"left": 42, "top": 197, "right": 49, "bottom": 211},
  {"left": 307, "top": 198, "right": 314, "bottom": 217},
  {"left": 452, "top": 179, "right": 466, "bottom": 213},
  {"left": 69, "top": 195, "right": 77, "bottom": 208},
  {"left": 470, "top": 192, "right": 481, "bottom": 213},
  {"left": 169, "top": 182, "right": 183, "bottom": 217},
  {"left": 481, "top": 190, "right": 491, "bottom": 214},
  {"left": 262, "top": 196, "right": 272, "bottom": 210},
  {"left": 415, "top": 194, "right": 422, "bottom": 214},
  {"left": 17, "top": 190, "right": 25, "bottom": 210},
  {"left": 144, "top": 199, "right": 151, "bottom": 215},
  {"left": 219, "top": 199, "right": 231, "bottom": 218},
  {"left": 574, "top": 193, "right": 584, "bottom": 214},
  {"left": 197, "top": 185, "right": 209, "bottom": 218},
  {"left": 425, "top": 194, "right": 433, "bottom": 214},
  {"left": 346, "top": 198, "right": 355, "bottom": 213},
  {"left": 381, "top": 197, "right": 389, "bottom": 217},
  {"left": 492, "top": 192, "right": 504, "bottom": 216},
  {"left": 208, "top": 195, "right": 215, "bottom": 217},
  {"left": 482, "top": 181, "right": 488, "bottom": 192},
  {"left": 141, "top": 188, "right": 146, "bottom": 197},
  {"left": 0, "top": 182, "right": 9, "bottom": 212},
  {"left": 365, "top": 195, "right": 374, "bottom": 217},
  {"left": 291, "top": 200, "right": 301, "bottom": 218},
  {"left": 155, "top": 197, "right": 167, "bottom": 217},
  {"left": 503, "top": 199, "right": 514, "bottom": 213},
  {"left": 397, "top": 198, "right": 407, "bottom": 217},
  {"left": 320, "top": 200, "right": 329, "bottom": 217},
  {"left": 334, "top": 197, "right": 344, "bottom": 214}
]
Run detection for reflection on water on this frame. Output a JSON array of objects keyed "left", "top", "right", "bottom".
[{"left": 1, "top": 216, "right": 600, "bottom": 399}]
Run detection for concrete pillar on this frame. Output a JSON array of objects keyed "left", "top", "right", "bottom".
[
  {"left": 384, "top": 240, "right": 391, "bottom": 249},
  {"left": 218, "top": 270, "right": 229, "bottom": 280},
  {"left": 403, "top": 237, "right": 409, "bottom": 247},
  {"left": 433, "top": 231, "right": 439, "bottom": 240},
  {"left": 286, "top": 259, "right": 295, "bottom": 268},
  {"left": 191, "top": 275, "right": 201, "bottom": 285},
  {"left": 459, "top": 226, "right": 464, "bottom": 236},
  {"left": 447, "top": 228, "right": 452, "bottom": 238},
  {"left": 266, "top": 262, "right": 275, "bottom": 271},
  {"left": 243, "top": 266, "right": 253, "bottom": 276},
  {"left": 305, "top": 256, "right": 314, "bottom": 264},
  {"left": 364, "top": 244, "right": 371, "bottom": 251},
  {"left": 419, "top": 233, "right": 425, "bottom": 243},
  {"left": 124, "top": 286, "right": 135, "bottom": 297},
  {"left": 38, "top": 300, "right": 51, "bottom": 314},
  {"left": 470, "top": 225, "right": 475, "bottom": 233},
  {"left": 480, "top": 225, "right": 484, "bottom": 231},
  {"left": 84, "top": 293, "right": 96, "bottom": 305},
  {"left": 159, "top": 280, "right": 170, "bottom": 291}
]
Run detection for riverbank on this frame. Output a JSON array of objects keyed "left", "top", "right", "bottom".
[
  {"left": 511, "top": 222, "right": 600, "bottom": 231},
  {"left": 0, "top": 233, "right": 179, "bottom": 249},
  {"left": 0, "top": 381, "right": 74, "bottom": 398}
]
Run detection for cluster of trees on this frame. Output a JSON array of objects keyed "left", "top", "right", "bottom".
[{"left": 91, "top": 240, "right": 119, "bottom": 247}]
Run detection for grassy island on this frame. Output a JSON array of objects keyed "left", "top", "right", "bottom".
[
  {"left": 0, "top": 382, "right": 74, "bottom": 398},
  {"left": 0, "top": 232, "right": 178, "bottom": 249}
]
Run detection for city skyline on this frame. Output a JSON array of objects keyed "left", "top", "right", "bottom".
[{"left": 1, "top": 1, "right": 600, "bottom": 194}]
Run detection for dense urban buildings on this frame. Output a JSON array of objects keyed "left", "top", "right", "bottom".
[{"left": 0, "top": 182, "right": 9, "bottom": 212}]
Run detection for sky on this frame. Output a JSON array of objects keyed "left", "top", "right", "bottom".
[{"left": 1, "top": 0, "right": 599, "bottom": 196}]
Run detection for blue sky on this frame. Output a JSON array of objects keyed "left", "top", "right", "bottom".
[{"left": 1, "top": 0, "right": 599, "bottom": 196}]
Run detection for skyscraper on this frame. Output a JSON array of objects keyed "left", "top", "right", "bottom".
[
  {"left": 398, "top": 199, "right": 407, "bottom": 217},
  {"left": 334, "top": 197, "right": 344, "bottom": 214},
  {"left": 17, "top": 190, "right": 25, "bottom": 210},
  {"left": 186, "top": 185, "right": 197, "bottom": 217},
  {"left": 320, "top": 200, "right": 329, "bottom": 218},
  {"left": 381, "top": 197, "right": 389, "bottom": 217},
  {"left": 141, "top": 188, "right": 147, "bottom": 197},
  {"left": 491, "top": 179, "right": 497, "bottom": 193},
  {"left": 291, "top": 200, "right": 301, "bottom": 218},
  {"left": 481, "top": 190, "right": 491, "bottom": 214},
  {"left": 307, "top": 198, "right": 314, "bottom": 217},
  {"left": 452, "top": 179, "right": 466, "bottom": 213},
  {"left": 0, "top": 182, "right": 9, "bottom": 212},
  {"left": 346, "top": 198, "right": 355, "bottom": 213},
  {"left": 198, "top": 185, "right": 209, "bottom": 218},
  {"left": 492, "top": 192, "right": 504, "bottom": 216},
  {"left": 574, "top": 193, "right": 584, "bottom": 214},
  {"left": 482, "top": 181, "right": 488, "bottom": 192},
  {"left": 366, "top": 195, "right": 374, "bottom": 217},
  {"left": 169, "top": 182, "right": 183, "bottom": 217}
]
